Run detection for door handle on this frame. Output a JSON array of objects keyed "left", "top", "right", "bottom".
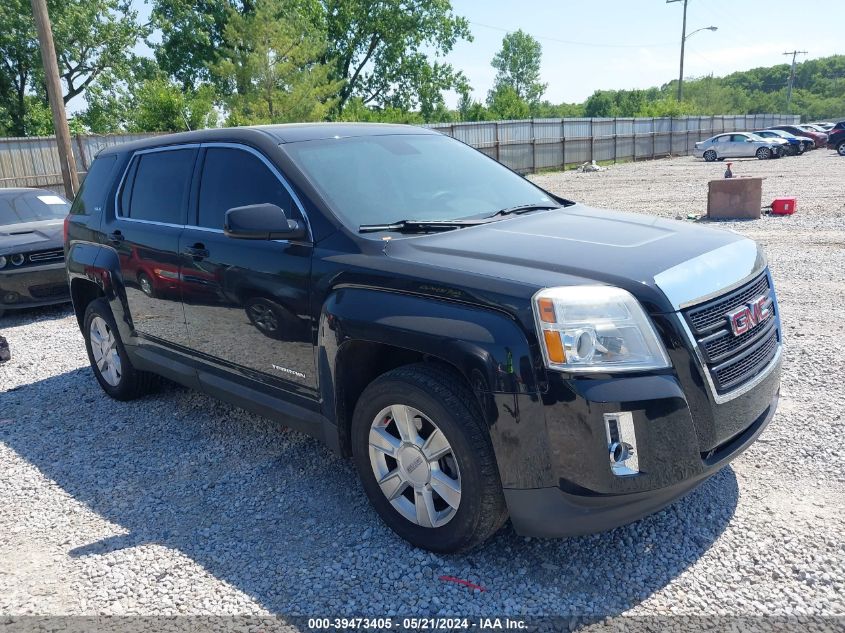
[
  {"left": 108, "top": 230, "right": 124, "bottom": 243},
  {"left": 183, "top": 243, "right": 209, "bottom": 260}
]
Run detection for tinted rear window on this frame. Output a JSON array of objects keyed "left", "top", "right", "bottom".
[
  {"left": 70, "top": 154, "right": 117, "bottom": 215},
  {"left": 123, "top": 149, "right": 196, "bottom": 224},
  {"left": 0, "top": 190, "right": 70, "bottom": 226}
]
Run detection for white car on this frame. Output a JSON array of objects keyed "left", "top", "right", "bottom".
[{"left": 693, "top": 132, "right": 784, "bottom": 161}]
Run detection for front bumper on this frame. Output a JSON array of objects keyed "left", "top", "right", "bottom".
[
  {"left": 503, "top": 389, "right": 777, "bottom": 537},
  {"left": 0, "top": 262, "right": 70, "bottom": 311},
  {"left": 487, "top": 317, "right": 781, "bottom": 538}
]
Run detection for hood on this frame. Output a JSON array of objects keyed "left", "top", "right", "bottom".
[
  {"left": 385, "top": 205, "right": 755, "bottom": 314},
  {"left": 0, "top": 219, "right": 64, "bottom": 254}
]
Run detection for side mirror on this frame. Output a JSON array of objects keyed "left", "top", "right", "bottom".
[{"left": 224, "top": 203, "right": 306, "bottom": 240}]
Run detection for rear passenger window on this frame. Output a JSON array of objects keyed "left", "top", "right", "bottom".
[
  {"left": 70, "top": 154, "right": 117, "bottom": 215},
  {"left": 197, "top": 147, "right": 295, "bottom": 229},
  {"left": 122, "top": 148, "right": 196, "bottom": 224}
]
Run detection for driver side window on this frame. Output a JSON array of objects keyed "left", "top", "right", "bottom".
[{"left": 196, "top": 147, "right": 297, "bottom": 230}]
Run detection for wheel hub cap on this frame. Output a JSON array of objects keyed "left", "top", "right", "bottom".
[
  {"left": 367, "top": 404, "right": 461, "bottom": 528},
  {"left": 89, "top": 316, "right": 122, "bottom": 387}
]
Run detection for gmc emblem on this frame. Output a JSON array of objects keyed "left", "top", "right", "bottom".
[{"left": 726, "top": 295, "right": 773, "bottom": 337}]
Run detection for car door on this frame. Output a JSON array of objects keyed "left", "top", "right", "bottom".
[
  {"left": 105, "top": 146, "right": 197, "bottom": 347},
  {"left": 712, "top": 134, "right": 732, "bottom": 156},
  {"left": 179, "top": 143, "right": 316, "bottom": 398}
]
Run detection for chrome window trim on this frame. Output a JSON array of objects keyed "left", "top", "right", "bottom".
[
  {"left": 653, "top": 239, "right": 767, "bottom": 311},
  {"left": 111, "top": 142, "right": 313, "bottom": 242},
  {"left": 677, "top": 314, "right": 782, "bottom": 404}
]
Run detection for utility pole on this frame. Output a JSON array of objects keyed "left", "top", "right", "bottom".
[
  {"left": 30, "top": 0, "right": 79, "bottom": 199},
  {"left": 783, "top": 50, "right": 807, "bottom": 114},
  {"left": 667, "top": 0, "right": 688, "bottom": 102}
]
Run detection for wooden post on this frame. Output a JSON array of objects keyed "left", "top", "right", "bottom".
[
  {"left": 31, "top": 0, "right": 78, "bottom": 199},
  {"left": 75, "top": 135, "right": 88, "bottom": 172}
]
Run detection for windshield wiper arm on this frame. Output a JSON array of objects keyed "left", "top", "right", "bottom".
[
  {"left": 489, "top": 203, "right": 562, "bottom": 218},
  {"left": 358, "top": 219, "right": 489, "bottom": 233}
]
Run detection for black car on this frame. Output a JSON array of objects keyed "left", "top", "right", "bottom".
[
  {"left": 65, "top": 124, "right": 782, "bottom": 552},
  {"left": 0, "top": 188, "right": 71, "bottom": 318},
  {"left": 826, "top": 121, "right": 845, "bottom": 156}
]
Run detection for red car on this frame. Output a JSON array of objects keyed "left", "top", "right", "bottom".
[{"left": 770, "top": 125, "right": 828, "bottom": 149}]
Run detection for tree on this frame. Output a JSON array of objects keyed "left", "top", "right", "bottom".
[
  {"left": 489, "top": 29, "right": 546, "bottom": 105},
  {"left": 0, "top": 0, "right": 147, "bottom": 136},
  {"left": 211, "top": 0, "right": 341, "bottom": 124},
  {"left": 584, "top": 90, "right": 614, "bottom": 118},
  {"left": 487, "top": 84, "right": 529, "bottom": 120},
  {"left": 324, "top": 0, "right": 471, "bottom": 112}
]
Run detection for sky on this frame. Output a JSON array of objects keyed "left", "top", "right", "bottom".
[{"left": 115, "top": 0, "right": 843, "bottom": 111}]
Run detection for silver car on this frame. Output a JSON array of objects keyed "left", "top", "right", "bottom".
[{"left": 693, "top": 132, "right": 783, "bottom": 161}]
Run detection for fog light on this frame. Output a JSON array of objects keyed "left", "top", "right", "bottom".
[
  {"left": 3, "top": 291, "right": 19, "bottom": 304},
  {"left": 604, "top": 412, "right": 639, "bottom": 476}
]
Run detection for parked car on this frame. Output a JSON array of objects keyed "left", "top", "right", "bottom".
[
  {"left": 693, "top": 132, "right": 783, "bottom": 161},
  {"left": 810, "top": 121, "right": 835, "bottom": 131},
  {"left": 65, "top": 125, "right": 782, "bottom": 552},
  {"left": 0, "top": 188, "right": 71, "bottom": 318},
  {"left": 753, "top": 129, "right": 806, "bottom": 155},
  {"left": 827, "top": 127, "right": 845, "bottom": 156},
  {"left": 770, "top": 125, "right": 828, "bottom": 149}
]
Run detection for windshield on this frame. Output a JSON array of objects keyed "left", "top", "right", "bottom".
[
  {"left": 0, "top": 190, "right": 70, "bottom": 226},
  {"left": 283, "top": 134, "right": 554, "bottom": 228}
]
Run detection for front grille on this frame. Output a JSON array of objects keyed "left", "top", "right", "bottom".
[
  {"left": 683, "top": 273, "right": 780, "bottom": 394},
  {"left": 28, "top": 249, "right": 64, "bottom": 263}
]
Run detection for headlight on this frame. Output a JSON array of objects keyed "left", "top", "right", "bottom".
[
  {"left": 0, "top": 255, "right": 6, "bottom": 268},
  {"left": 533, "top": 286, "right": 671, "bottom": 373},
  {"left": 10, "top": 253, "right": 24, "bottom": 266}
]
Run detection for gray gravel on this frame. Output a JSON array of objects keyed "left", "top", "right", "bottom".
[{"left": 1, "top": 149, "right": 844, "bottom": 622}]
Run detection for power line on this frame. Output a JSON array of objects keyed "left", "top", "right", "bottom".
[{"left": 468, "top": 21, "right": 676, "bottom": 49}]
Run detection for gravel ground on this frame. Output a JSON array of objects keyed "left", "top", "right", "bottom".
[{"left": 1, "top": 149, "right": 844, "bottom": 625}]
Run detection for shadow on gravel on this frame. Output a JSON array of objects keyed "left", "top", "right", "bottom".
[{"left": 1, "top": 369, "right": 739, "bottom": 617}]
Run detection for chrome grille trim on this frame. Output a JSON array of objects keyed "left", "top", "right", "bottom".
[
  {"left": 28, "top": 249, "right": 65, "bottom": 263},
  {"left": 677, "top": 269, "right": 782, "bottom": 404}
]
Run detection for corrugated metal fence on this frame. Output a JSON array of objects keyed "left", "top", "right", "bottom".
[
  {"left": 0, "top": 114, "right": 801, "bottom": 194},
  {"left": 428, "top": 113, "right": 801, "bottom": 173},
  {"left": 0, "top": 133, "right": 159, "bottom": 195}
]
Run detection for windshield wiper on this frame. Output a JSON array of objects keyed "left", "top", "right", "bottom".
[
  {"left": 488, "top": 203, "right": 562, "bottom": 218},
  {"left": 358, "top": 219, "right": 489, "bottom": 233}
]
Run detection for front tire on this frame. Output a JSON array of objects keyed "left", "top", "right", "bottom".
[
  {"left": 703, "top": 150, "right": 717, "bottom": 162},
  {"left": 351, "top": 364, "right": 507, "bottom": 552},
  {"left": 83, "top": 298, "right": 157, "bottom": 400},
  {"left": 837, "top": 141, "right": 845, "bottom": 157},
  {"left": 756, "top": 147, "right": 772, "bottom": 160}
]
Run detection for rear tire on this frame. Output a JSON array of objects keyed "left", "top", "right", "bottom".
[
  {"left": 351, "top": 363, "right": 507, "bottom": 553},
  {"left": 837, "top": 141, "right": 845, "bottom": 157},
  {"left": 83, "top": 298, "right": 157, "bottom": 400},
  {"left": 756, "top": 147, "right": 772, "bottom": 160},
  {"left": 703, "top": 150, "right": 717, "bottom": 162}
]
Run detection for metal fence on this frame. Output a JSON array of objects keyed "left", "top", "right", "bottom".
[
  {"left": 0, "top": 132, "right": 159, "bottom": 195},
  {"left": 0, "top": 114, "right": 801, "bottom": 194},
  {"left": 428, "top": 113, "right": 801, "bottom": 173}
]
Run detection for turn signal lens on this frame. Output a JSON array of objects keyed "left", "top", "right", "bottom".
[
  {"left": 538, "top": 297, "right": 556, "bottom": 322},
  {"left": 543, "top": 330, "right": 566, "bottom": 363}
]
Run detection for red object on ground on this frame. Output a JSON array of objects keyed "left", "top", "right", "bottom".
[
  {"left": 439, "top": 576, "right": 486, "bottom": 591},
  {"left": 771, "top": 197, "right": 797, "bottom": 215}
]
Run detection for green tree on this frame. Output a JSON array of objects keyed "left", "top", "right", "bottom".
[
  {"left": 212, "top": 0, "right": 341, "bottom": 124},
  {"left": 487, "top": 84, "right": 529, "bottom": 120},
  {"left": 128, "top": 78, "right": 218, "bottom": 132},
  {"left": 584, "top": 90, "right": 614, "bottom": 117},
  {"left": 489, "top": 29, "right": 546, "bottom": 105},
  {"left": 325, "top": 0, "right": 471, "bottom": 113},
  {"left": 0, "top": 0, "right": 147, "bottom": 136}
]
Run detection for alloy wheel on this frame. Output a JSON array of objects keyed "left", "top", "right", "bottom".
[
  {"left": 367, "top": 404, "right": 461, "bottom": 528},
  {"left": 139, "top": 274, "right": 153, "bottom": 297},
  {"left": 89, "top": 316, "right": 122, "bottom": 386},
  {"left": 838, "top": 142, "right": 845, "bottom": 157},
  {"left": 248, "top": 302, "right": 279, "bottom": 332}
]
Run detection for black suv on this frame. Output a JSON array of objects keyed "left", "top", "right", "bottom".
[
  {"left": 826, "top": 121, "right": 845, "bottom": 156},
  {"left": 65, "top": 124, "right": 782, "bottom": 552}
]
